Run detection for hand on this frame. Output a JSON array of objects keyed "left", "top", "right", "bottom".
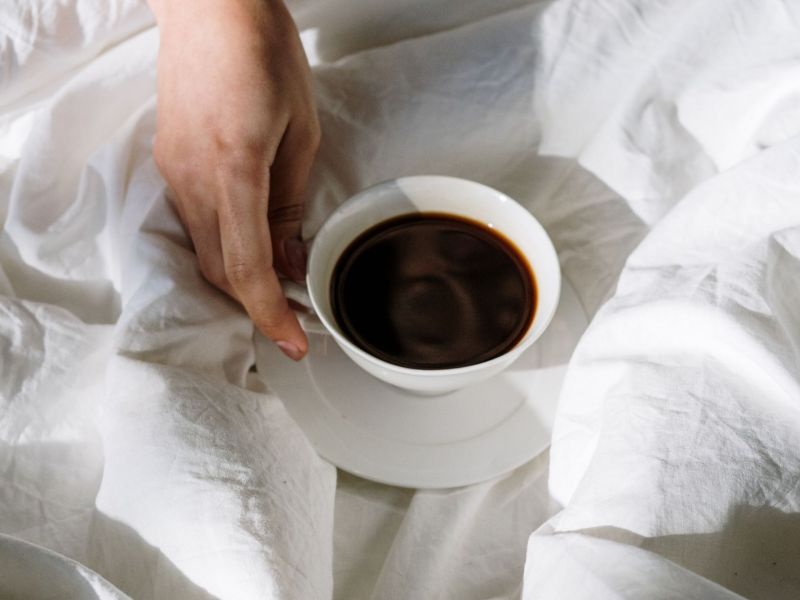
[{"left": 149, "top": 0, "right": 320, "bottom": 360}]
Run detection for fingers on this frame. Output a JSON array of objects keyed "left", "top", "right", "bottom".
[
  {"left": 268, "top": 117, "right": 320, "bottom": 282},
  {"left": 217, "top": 171, "right": 309, "bottom": 360},
  {"left": 176, "top": 198, "right": 237, "bottom": 299},
  {"left": 162, "top": 117, "right": 319, "bottom": 362}
]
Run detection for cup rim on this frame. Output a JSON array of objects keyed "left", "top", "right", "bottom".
[{"left": 306, "top": 175, "right": 562, "bottom": 377}]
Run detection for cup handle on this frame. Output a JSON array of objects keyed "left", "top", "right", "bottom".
[{"left": 281, "top": 279, "right": 329, "bottom": 336}]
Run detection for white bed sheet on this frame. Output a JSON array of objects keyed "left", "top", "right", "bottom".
[{"left": 2, "top": 0, "right": 800, "bottom": 598}]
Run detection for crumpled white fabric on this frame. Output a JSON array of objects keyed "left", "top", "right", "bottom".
[
  {"left": 526, "top": 1, "right": 800, "bottom": 599},
  {"left": 2, "top": 0, "right": 800, "bottom": 598},
  {"left": 0, "top": 533, "right": 130, "bottom": 600}
]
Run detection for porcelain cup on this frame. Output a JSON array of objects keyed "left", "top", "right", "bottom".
[{"left": 286, "top": 175, "right": 561, "bottom": 395}]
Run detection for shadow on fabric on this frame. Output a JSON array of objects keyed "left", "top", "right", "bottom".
[
  {"left": 577, "top": 505, "right": 800, "bottom": 600},
  {"left": 87, "top": 512, "right": 220, "bottom": 600},
  {"left": 642, "top": 505, "right": 800, "bottom": 600}
]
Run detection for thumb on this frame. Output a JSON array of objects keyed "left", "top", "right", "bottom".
[
  {"left": 269, "top": 202, "right": 306, "bottom": 282},
  {"left": 269, "top": 119, "right": 319, "bottom": 282}
]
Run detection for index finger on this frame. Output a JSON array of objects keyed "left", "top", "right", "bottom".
[{"left": 218, "top": 169, "right": 308, "bottom": 360}]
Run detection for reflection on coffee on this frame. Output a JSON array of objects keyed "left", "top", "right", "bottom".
[{"left": 331, "top": 213, "right": 536, "bottom": 369}]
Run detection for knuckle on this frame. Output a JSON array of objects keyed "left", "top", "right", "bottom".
[
  {"left": 171, "top": 161, "right": 196, "bottom": 186},
  {"left": 153, "top": 138, "right": 193, "bottom": 185},
  {"left": 249, "top": 294, "right": 291, "bottom": 335},
  {"left": 253, "top": 306, "right": 287, "bottom": 335},
  {"left": 153, "top": 143, "right": 167, "bottom": 173},
  {"left": 214, "top": 127, "right": 278, "bottom": 165},
  {"left": 309, "top": 123, "right": 322, "bottom": 150},
  {"left": 299, "top": 120, "right": 322, "bottom": 151},
  {"left": 227, "top": 259, "right": 259, "bottom": 286},
  {"left": 246, "top": 134, "right": 272, "bottom": 157},
  {"left": 268, "top": 203, "right": 304, "bottom": 225},
  {"left": 198, "top": 258, "right": 227, "bottom": 289},
  {"left": 156, "top": 152, "right": 194, "bottom": 187},
  {"left": 216, "top": 148, "right": 267, "bottom": 188}
]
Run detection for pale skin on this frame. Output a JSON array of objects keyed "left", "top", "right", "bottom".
[{"left": 148, "top": 0, "right": 319, "bottom": 360}]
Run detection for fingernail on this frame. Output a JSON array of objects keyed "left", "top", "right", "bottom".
[
  {"left": 284, "top": 238, "right": 307, "bottom": 282},
  {"left": 277, "top": 340, "right": 304, "bottom": 361}
]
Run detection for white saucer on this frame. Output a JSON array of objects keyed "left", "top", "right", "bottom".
[{"left": 255, "top": 277, "right": 587, "bottom": 489}]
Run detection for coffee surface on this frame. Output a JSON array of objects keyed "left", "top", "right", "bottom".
[{"left": 331, "top": 213, "right": 536, "bottom": 369}]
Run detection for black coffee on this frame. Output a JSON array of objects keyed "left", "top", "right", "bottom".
[{"left": 331, "top": 213, "right": 536, "bottom": 369}]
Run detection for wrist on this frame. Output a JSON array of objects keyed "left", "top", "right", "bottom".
[{"left": 147, "top": 0, "right": 284, "bottom": 27}]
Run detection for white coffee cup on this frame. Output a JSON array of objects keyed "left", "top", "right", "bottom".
[{"left": 286, "top": 175, "right": 561, "bottom": 395}]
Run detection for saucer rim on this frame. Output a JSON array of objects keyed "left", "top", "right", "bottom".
[{"left": 254, "top": 277, "right": 587, "bottom": 489}]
